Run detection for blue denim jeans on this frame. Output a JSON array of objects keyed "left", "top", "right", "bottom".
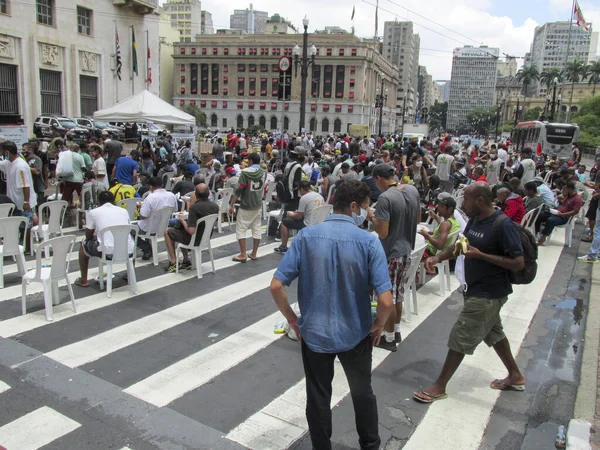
[{"left": 588, "top": 205, "right": 600, "bottom": 259}]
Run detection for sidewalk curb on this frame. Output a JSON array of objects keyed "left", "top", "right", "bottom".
[{"left": 570, "top": 260, "right": 600, "bottom": 448}]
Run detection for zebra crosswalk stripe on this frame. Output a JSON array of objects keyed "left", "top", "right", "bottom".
[
  {"left": 0, "top": 406, "right": 81, "bottom": 450},
  {"left": 0, "top": 381, "right": 10, "bottom": 395}
]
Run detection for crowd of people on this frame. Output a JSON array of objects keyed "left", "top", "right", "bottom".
[{"left": 1, "top": 127, "right": 599, "bottom": 449}]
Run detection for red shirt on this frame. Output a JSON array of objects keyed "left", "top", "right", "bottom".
[
  {"left": 475, "top": 175, "right": 487, "bottom": 183},
  {"left": 358, "top": 154, "right": 368, "bottom": 163},
  {"left": 558, "top": 193, "right": 582, "bottom": 215},
  {"left": 502, "top": 195, "right": 525, "bottom": 223}
]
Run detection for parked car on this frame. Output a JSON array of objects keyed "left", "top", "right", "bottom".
[
  {"left": 74, "top": 118, "right": 123, "bottom": 139},
  {"left": 33, "top": 116, "right": 89, "bottom": 143}
]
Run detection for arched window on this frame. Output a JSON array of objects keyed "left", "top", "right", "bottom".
[
  {"left": 333, "top": 118, "right": 342, "bottom": 133},
  {"left": 561, "top": 105, "right": 567, "bottom": 112},
  {"left": 211, "top": 114, "right": 217, "bottom": 127},
  {"left": 236, "top": 115, "right": 244, "bottom": 129},
  {"left": 248, "top": 115, "right": 255, "bottom": 127},
  {"left": 309, "top": 117, "right": 316, "bottom": 132},
  {"left": 322, "top": 118, "right": 329, "bottom": 132},
  {"left": 270, "top": 116, "right": 277, "bottom": 130},
  {"left": 259, "top": 115, "right": 266, "bottom": 128},
  {"left": 283, "top": 116, "right": 289, "bottom": 130},
  {"left": 570, "top": 106, "right": 578, "bottom": 113}
]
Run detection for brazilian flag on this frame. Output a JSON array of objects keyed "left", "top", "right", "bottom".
[{"left": 132, "top": 27, "right": 138, "bottom": 76}]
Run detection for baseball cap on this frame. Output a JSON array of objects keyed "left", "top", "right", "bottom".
[
  {"left": 241, "top": 151, "right": 249, "bottom": 158},
  {"left": 437, "top": 192, "right": 457, "bottom": 208},
  {"left": 372, "top": 163, "right": 395, "bottom": 178},
  {"left": 290, "top": 146, "right": 306, "bottom": 156},
  {"left": 225, "top": 167, "right": 237, "bottom": 176},
  {"left": 533, "top": 176, "right": 544, "bottom": 183}
]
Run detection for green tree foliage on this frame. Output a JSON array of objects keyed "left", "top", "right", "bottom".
[
  {"left": 572, "top": 95, "right": 600, "bottom": 149},
  {"left": 515, "top": 65, "right": 540, "bottom": 99},
  {"left": 181, "top": 104, "right": 207, "bottom": 127},
  {"left": 467, "top": 107, "right": 498, "bottom": 135},
  {"left": 524, "top": 106, "right": 542, "bottom": 121},
  {"left": 428, "top": 101, "right": 448, "bottom": 131},
  {"left": 587, "top": 60, "right": 600, "bottom": 96}
]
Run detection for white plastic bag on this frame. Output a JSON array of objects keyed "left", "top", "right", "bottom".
[
  {"left": 56, "top": 150, "right": 74, "bottom": 178},
  {"left": 455, "top": 254, "right": 467, "bottom": 292}
]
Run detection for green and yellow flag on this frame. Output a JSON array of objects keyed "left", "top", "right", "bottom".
[{"left": 132, "top": 27, "right": 138, "bottom": 76}]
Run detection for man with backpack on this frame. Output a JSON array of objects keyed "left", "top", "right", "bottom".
[{"left": 413, "top": 182, "right": 529, "bottom": 404}]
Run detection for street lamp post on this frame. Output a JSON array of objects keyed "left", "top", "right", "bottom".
[
  {"left": 549, "top": 77, "right": 558, "bottom": 121},
  {"left": 293, "top": 16, "right": 316, "bottom": 135},
  {"left": 513, "top": 95, "right": 522, "bottom": 127},
  {"left": 376, "top": 75, "right": 388, "bottom": 136}
]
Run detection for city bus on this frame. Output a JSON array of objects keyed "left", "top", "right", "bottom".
[{"left": 512, "top": 121, "right": 579, "bottom": 159}]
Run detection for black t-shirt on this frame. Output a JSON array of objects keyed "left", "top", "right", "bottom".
[
  {"left": 187, "top": 199, "right": 219, "bottom": 245},
  {"left": 172, "top": 180, "right": 195, "bottom": 197},
  {"left": 464, "top": 210, "right": 523, "bottom": 299},
  {"left": 402, "top": 145, "right": 425, "bottom": 163}
]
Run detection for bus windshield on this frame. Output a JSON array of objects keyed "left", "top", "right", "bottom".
[{"left": 545, "top": 125, "right": 576, "bottom": 145}]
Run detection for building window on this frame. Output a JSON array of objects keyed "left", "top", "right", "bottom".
[
  {"left": 272, "top": 78, "right": 279, "bottom": 95},
  {"left": 259, "top": 103, "right": 266, "bottom": 110},
  {"left": 222, "top": 117, "right": 227, "bottom": 128},
  {"left": 202, "top": 48, "right": 207, "bottom": 55},
  {"left": 309, "top": 117, "right": 316, "bottom": 132},
  {"left": 260, "top": 78, "right": 267, "bottom": 96},
  {"left": 190, "top": 63, "right": 198, "bottom": 95},
  {"left": 180, "top": 47, "right": 185, "bottom": 54},
  {"left": 271, "top": 103, "right": 277, "bottom": 110},
  {"left": 284, "top": 116, "right": 289, "bottom": 130},
  {"left": 180, "top": 64, "right": 185, "bottom": 72},
  {"left": 213, "top": 48, "right": 218, "bottom": 55},
  {"left": 191, "top": 47, "right": 196, "bottom": 55},
  {"left": 323, "top": 65, "right": 332, "bottom": 98},
  {"left": 339, "top": 49, "right": 344, "bottom": 56},
  {"left": 260, "top": 64, "right": 268, "bottom": 72},
  {"left": 238, "top": 64, "right": 245, "bottom": 72},
  {"left": 238, "top": 77, "right": 245, "bottom": 95},
  {"left": 40, "top": 69, "right": 61, "bottom": 114},
  {"left": 249, "top": 77, "right": 256, "bottom": 96},
  {"left": 77, "top": 6, "right": 91, "bottom": 35},
  {"left": 270, "top": 116, "right": 277, "bottom": 129},
  {"left": 222, "top": 88, "right": 228, "bottom": 96},
  {"left": 0, "top": 0, "right": 7, "bottom": 14},
  {"left": 259, "top": 115, "right": 266, "bottom": 127},
  {"left": 351, "top": 49, "right": 357, "bottom": 56},
  {"left": 37, "top": 0, "right": 53, "bottom": 25},
  {"left": 272, "top": 64, "right": 279, "bottom": 72},
  {"left": 249, "top": 64, "right": 256, "bottom": 72},
  {"left": 180, "top": 75, "right": 185, "bottom": 83},
  {"left": 79, "top": 75, "right": 97, "bottom": 116},
  {"left": 248, "top": 115, "right": 255, "bottom": 126},
  {"left": 335, "top": 65, "right": 345, "bottom": 98},
  {"left": 211, "top": 64, "right": 219, "bottom": 95},
  {"left": 323, "top": 104, "right": 329, "bottom": 112},
  {"left": 311, "top": 65, "right": 321, "bottom": 97},
  {"left": 349, "top": 79, "right": 355, "bottom": 88},
  {"left": 334, "top": 118, "right": 342, "bottom": 132},
  {"left": 211, "top": 113, "right": 217, "bottom": 127},
  {"left": 348, "top": 105, "right": 354, "bottom": 112},
  {"left": 237, "top": 115, "right": 243, "bottom": 128},
  {"left": 223, "top": 64, "right": 228, "bottom": 73},
  {"left": 222, "top": 101, "right": 228, "bottom": 108},
  {"left": 0, "top": 64, "right": 19, "bottom": 116},
  {"left": 284, "top": 103, "right": 289, "bottom": 111},
  {"left": 224, "top": 48, "right": 229, "bottom": 55},
  {"left": 322, "top": 118, "right": 329, "bottom": 132},
  {"left": 326, "top": 48, "right": 332, "bottom": 56}
]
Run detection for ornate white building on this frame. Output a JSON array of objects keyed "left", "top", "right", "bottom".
[{"left": 0, "top": 0, "right": 160, "bottom": 128}]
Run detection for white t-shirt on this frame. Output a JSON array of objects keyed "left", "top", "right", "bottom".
[
  {"left": 86, "top": 203, "right": 134, "bottom": 254},
  {"left": 486, "top": 158, "right": 504, "bottom": 186},
  {"left": 435, "top": 154, "right": 455, "bottom": 181},
  {"left": 0, "top": 157, "right": 37, "bottom": 209},
  {"left": 138, "top": 189, "right": 178, "bottom": 233},
  {"left": 298, "top": 191, "right": 325, "bottom": 226},
  {"left": 93, "top": 157, "right": 110, "bottom": 190},
  {"left": 519, "top": 158, "right": 536, "bottom": 184},
  {"left": 497, "top": 148, "right": 508, "bottom": 165}
]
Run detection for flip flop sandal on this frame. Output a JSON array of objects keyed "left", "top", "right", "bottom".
[
  {"left": 412, "top": 390, "right": 448, "bottom": 404},
  {"left": 490, "top": 379, "right": 525, "bottom": 391},
  {"left": 232, "top": 256, "right": 247, "bottom": 263},
  {"left": 74, "top": 277, "right": 89, "bottom": 288},
  {"left": 248, "top": 255, "right": 258, "bottom": 261}
]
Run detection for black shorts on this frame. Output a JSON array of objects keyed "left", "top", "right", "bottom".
[
  {"left": 586, "top": 198, "right": 598, "bottom": 221},
  {"left": 81, "top": 239, "right": 102, "bottom": 258},
  {"left": 282, "top": 217, "right": 305, "bottom": 231},
  {"left": 167, "top": 226, "right": 192, "bottom": 246}
]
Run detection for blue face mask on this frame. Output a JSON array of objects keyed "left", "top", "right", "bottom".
[{"left": 352, "top": 207, "right": 368, "bottom": 226}]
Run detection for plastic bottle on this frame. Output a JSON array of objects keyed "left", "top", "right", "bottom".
[{"left": 555, "top": 425, "right": 566, "bottom": 449}]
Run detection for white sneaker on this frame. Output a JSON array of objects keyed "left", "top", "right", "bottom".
[{"left": 578, "top": 255, "right": 598, "bottom": 263}]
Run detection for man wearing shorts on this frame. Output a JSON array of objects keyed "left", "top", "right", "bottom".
[
  {"left": 274, "top": 181, "right": 324, "bottom": 253},
  {"left": 413, "top": 182, "right": 525, "bottom": 404},
  {"left": 368, "top": 163, "right": 420, "bottom": 351},
  {"left": 76, "top": 191, "right": 134, "bottom": 287},
  {"left": 229, "top": 152, "right": 266, "bottom": 262}
]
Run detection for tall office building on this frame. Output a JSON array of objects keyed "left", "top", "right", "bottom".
[
  {"left": 382, "top": 21, "right": 420, "bottom": 128},
  {"left": 528, "top": 22, "right": 593, "bottom": 95},
  {"left": 447, "top": 45, "right": 499, "bottom": 131},
  {"left": 162, "top": 0, "right": 202, "bottom": 42},
  {"left": 201, "top": 11, "right": 214, "bottom": 35},
  {"left": 417, "top": 66, "right": 436, "bottom": 115},
  {"left": 436, "top": 80, "right": 451, "bottom": 102},
  {"left": 230, "top": 4, "right": 269, "bottom": 34}
]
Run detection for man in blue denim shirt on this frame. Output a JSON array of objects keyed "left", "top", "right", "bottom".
[{"left": 270, "top": 180, "right": 393, "bottom": 450}]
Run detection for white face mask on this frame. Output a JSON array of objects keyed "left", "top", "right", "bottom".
[
  {"left": 352, "top": 207, "right": 368, "bottom": 226},
  {"left": 415, "top": 161, "right": 423, "bottom": 168}
]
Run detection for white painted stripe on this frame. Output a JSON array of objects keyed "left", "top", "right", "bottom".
[
  {"left": 125, "top": 306, "right": 293, "bottom": 406},
  {"left": 403, "top": 228, "right": 565, "bottom": 450},
  {"left": 45, "top": 270, "right": 277, "bottom": 368},
  {"left": 119, "top": 447, "right": 133, "bottom": 450},
  {"left": 0, "top": 406, "right": 81, "bottom": 450},
  {"left": 226, "top": 274, "right": 460, "bottom": 449},
  {"left": 0, "top": 241, "right": 281, "bottom": 338},
  {"left": 0, "top": 229, "right": 258, "bottom": 300},
  {"left": 0, "top": 380, "right": 10, "bottom": 394}
]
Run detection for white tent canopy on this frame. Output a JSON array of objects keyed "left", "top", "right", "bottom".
[{"left": 93, "top": 90, "right": 195, "bottom": 126}]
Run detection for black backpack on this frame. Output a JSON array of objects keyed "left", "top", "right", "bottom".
[{"left": 493, "top": 214, "right": 538, "bottom": 284}]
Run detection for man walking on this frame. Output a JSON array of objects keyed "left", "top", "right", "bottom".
[
  {"left": 435, "top": 145, "right": 456, "bottom": 193},
  {"left": 229, "top": 153, "right": 266, "bottom": 262},
  {"left": 0, "top": 141, "right": 37, "bottom": 223},
  {"left": 368, "top": 163, "right": 420, "bottom": 350},
  {"left": 104, "top": 133, "right": 123, "bottom": 181},
  {"left": 270, "top": 180, "right": 393, "bottom": 450},
  {"left": 413, "top": 182, "right": 525, "bottom": 403}
]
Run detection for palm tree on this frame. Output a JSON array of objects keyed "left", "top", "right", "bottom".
[
  {"left": 515, "top": 65, "right": 540, "bottom": 100},
  {"left": 563, "top": 59, "right": 588, "bottom": 121},
  {"left": 539, "top": 68, "right": 563, "bottom": 91},
  {"left": 587, "top": 60, "right": 600, "bottom": 96}
]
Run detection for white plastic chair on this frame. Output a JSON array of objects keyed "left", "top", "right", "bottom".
[
  {"left": 162, "top": 173, "right": 174, "bottom": 191},
  {"left": 262, "top": 182, "right": 277, "bottom": 220},
  {"left": 552, "top": 215, "right": 577, "bottom": 247},
  {"left": 543, "top": 170, "right": 552, "bottom": 186},
  {"left": 97, "top": 225, "right": 138, "bottom": 298},
  {"left": 30, "top": 200, "right": 68, "bottom": 257},
  {"left": 0, "top": 217, "right": 28, "bottom": 289},
  {"left": 141, "top": 206, "right": 175, "bottom": 266},
  {"left": 116, "top": 198, "right": 139, "bottom": 221},
  {"left": 578, "top": 193, "right": 592, "bottom": 224},
  {"left": 75, "top": 186, "right": 96, "bottom": 229},
  {"left": 310, "top": 204, "right": 333, "bottom": 225},
  {"left": 521, "top": 205, "right": 542, "bottom": 237},
  {"left": 215, "top": 188, "right": 233, "bottom": 233},
  {"left": 403, "top": 244, "right": 427, "bottom": 319},
  {"left": 21, "top": 235, "right": 76, "bottom": 322},
  {"left": 267, "top": 208, "right": 285, "bottom": 234},
  {"left": 0, "top": 204, "right": 14, "bottom": 218},
  {"left": 176, "top": 214, "right": 219, "bottom": 279},
  {"left": 420, "top": 230, "right": 460, "bottom": 297}
]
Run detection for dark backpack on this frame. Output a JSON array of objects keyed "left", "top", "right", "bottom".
[
  {"left": 282, "top": 162, "right": 301, "bottom": 203},
  {"left": 493, "top": 214, "right": 538, "bottom": 284}
]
